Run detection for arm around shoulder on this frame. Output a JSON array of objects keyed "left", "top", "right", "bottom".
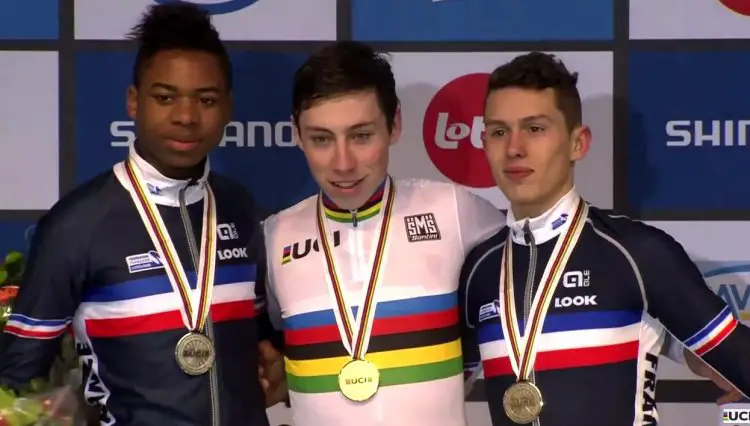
[{"left": 453, "top": 186, "right": 505, "bottom": 254}]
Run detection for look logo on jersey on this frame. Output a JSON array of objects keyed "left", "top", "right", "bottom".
[
  {"left": 719, "top": 0, "right": 750, "bottom": 16},
  {"left": 423, "top": 73, "right": 494, "bottom": 189}
]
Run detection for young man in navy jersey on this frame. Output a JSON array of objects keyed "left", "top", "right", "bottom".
[
  {"left": 460, "top": 51, "right": 750, "bottom": 425},
  {"left": 0, "top": 4, "right": 283, "bottom": 425}
]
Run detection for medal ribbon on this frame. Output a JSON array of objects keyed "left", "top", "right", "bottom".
[
  {"left": 316, "top": 177, "right": 396, "bottom": 360},
  {"left": 499, "top": 198, "right": 588, "bottom": 381},
  {"left": 124, "top": 159, "right": 217, "bottom": 332}
]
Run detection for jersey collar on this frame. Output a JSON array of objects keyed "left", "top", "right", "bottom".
[
  {"left": 321, "top": 177, "right": 387, "bottom": 224},
  {"left": 506, "top": 188, "right": 580, "bottom": 246},
  {"left": 127, "top": 143, "right": 209, "bottom": 207}
]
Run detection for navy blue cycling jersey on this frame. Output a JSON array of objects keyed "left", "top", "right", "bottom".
[
  {"left": 0, "top": 148, "right": 273, "bottom": 426},
  {"left": 460, "top": 191, "right": 750, "bottom": 426}
]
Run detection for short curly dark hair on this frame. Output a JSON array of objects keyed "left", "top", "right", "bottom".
[
  {"left": 486, "top": 52, "right": 581, "bottom": 132},
  {"left": 127, "top": 3, "right": 232, "bottom": 90}
]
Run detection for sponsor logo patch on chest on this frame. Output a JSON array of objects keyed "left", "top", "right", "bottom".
[{"left": 404, "top": 213, "right": 441, "bottom": 242}]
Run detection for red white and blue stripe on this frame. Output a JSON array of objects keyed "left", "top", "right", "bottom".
[
  {"left": 684, "top": 306, "right": 738, "bottom": 356},
  {"left": 79, "top": 264, "right": 260, "bottom": 338},
  {"left": 4, "top": 314, "right": 72, "bottom": 339},
  {"left": 479, "top": 310, "right": 642, "bottom": 378}
]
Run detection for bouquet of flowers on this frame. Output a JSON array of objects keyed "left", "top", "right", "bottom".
[{"left": 0, "top": 251, "right": 83, "bottom": 426}]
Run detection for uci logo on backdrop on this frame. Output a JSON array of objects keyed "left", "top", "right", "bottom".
[{"left": 152, "top": 0, "right": 259, "bottom": 15}]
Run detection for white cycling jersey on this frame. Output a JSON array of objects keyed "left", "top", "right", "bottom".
[{"left": 263, "top": 178, "right": 504, "bottom": 426}]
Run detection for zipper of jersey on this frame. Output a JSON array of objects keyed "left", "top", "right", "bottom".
[
  {"left": 350, "top": 208, "right": 364, "bottom": 277},
  {"left": 179, "top": 182, "right": 221, "bottom": 426},
  {"left": 521, "top": 222, "right": 541, "bottom": 426}
]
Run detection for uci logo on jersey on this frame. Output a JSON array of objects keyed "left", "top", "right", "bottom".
[
  {"left": 281, "top": 231, "right": 341, "bottom": 265},
  {"left": 152, "top": 0, "right": 259, "bottom": 15}
]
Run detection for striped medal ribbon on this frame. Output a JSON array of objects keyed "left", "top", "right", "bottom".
[
  {"left": 124, "top": 159, "right": 218, "bottom": 376},
  {"left": 315, "top": 176, "right": 396, "bottom": 402},
  {"left": 499, "top": 198, "right": 588, "bottom": 424}
]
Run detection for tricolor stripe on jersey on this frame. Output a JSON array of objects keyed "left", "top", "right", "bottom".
[
  {"left": 4, "top": 315, "right": 72, "bottom": 339},
  {"left": 283, "top": 292, "right": 462, "bottom": 393},
  {"left": 479, "top": 310, "right": 642, "bottom": 377},
  {"left": 684, "top": 306, "right": 738, "bottom": 356},
  {"left": 78, "top": 264, "right": 261, "bottom": 337}
]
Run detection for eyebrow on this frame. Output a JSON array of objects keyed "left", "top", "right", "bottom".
[
  {"left": 303, "top": 121, "right": 377, "bottom": 133},
  {"left": 484, "top": 115, "right": 553, "bottom": 127},
  {"left": 150, "top": 82, "right": 221, "bottom": 94}
]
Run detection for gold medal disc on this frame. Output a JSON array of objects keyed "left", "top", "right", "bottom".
[
  {"left": 503, "top": 381, "right": 544, "bottom": 424},
  {"left": 337, "top": 359, "right": 380, "bottom": 402},
  {"left": 175, "top": 332, "right": 215, "bottom": 376}
]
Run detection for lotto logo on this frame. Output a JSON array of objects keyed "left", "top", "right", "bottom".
[
  {"left": 423, "top": 73, "right": 494, "bottom": 188},
  {"left": 720, "top": 0, "right": 750, "bottom": 16}
]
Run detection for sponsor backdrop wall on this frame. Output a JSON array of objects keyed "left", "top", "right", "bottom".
[{"left": 0, "top": 0, "right": 748, "bottom": 424}]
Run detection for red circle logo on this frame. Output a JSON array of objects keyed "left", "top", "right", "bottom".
[
  {"left": 422, "top": 73, "right": 493, "bottom": 188},
  {"left": 720, "top": 0, "right": 750, "bottom": 15}
]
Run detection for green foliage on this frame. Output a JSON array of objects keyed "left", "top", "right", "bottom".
[{"left": 0, "top": 251, "right": 24, "bottom": 287}]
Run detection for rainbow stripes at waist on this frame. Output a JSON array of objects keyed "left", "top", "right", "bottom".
[{"left": 283, "top": 292, "right": 463, "bottom": 393}]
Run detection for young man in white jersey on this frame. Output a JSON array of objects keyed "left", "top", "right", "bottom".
[
  {"left": 262, "top": 41, "right": 505, "bottom": 426},
  {"left": 459, "top": 52, "right": 750, "bottom": 426}
]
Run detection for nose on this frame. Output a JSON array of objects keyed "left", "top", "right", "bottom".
[
  {"left": 331, "top": 141, "right": 356, "bottom": 174},
  {"left": 505, "top": 131, "right": 526, "bottom": 158},
  {"left": 170, "top": 98, "right": 199, "bottom": 126}
]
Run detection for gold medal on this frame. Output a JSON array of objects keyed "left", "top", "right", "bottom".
[
  {"left": 338, "top": 359, "right": 380, "bottom": 402},
  {"left": 175, "top": 332, "right": 215, "bottom": 376},
  {"left": 316, "top": 178, "right": 395, "bottom": 400},
  {"left": 503, "top": 381, "right": 543, "bottom": 424}
]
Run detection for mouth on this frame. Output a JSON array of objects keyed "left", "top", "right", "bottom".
[
  {"left": 330, "top": 178, "right": 365, "bottom": 190},
  {"left": 503, "top": 167, "right": 534, "bottom": 181},
  {"left": 164, "top": 139, "right": 201, "bottom": 152}
]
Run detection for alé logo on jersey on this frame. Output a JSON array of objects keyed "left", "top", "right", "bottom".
[
  {"left": 553, "top": 270, "right": 597, "bottom": 308},
  {"left": 423, "top": 73, "right": 494, "bottom": 189},
  {"left": 281, "top": 231, "right": 341, "bottom": 265},
  {"left": 698, "top": 261, "right": 750, "bottom": 322},
  {"left": 152, "top": 0, "right": 259, "bottom": 15}
]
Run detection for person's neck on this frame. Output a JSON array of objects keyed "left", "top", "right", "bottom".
[
  {"left": 134, "top": 140, "right": 205, "bottom": 181},
  {"left": 322, "top": 177, "right": 388, "bottom": 224},
  {"left": 510, "top": 181, "right": 574, "bottom": 220},
  {"left": 507, "top": 184, "right": 579, "bottom": 245}
]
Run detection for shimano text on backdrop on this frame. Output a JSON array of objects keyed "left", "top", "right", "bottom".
[
  {"left": 110, "top": 120, "right": 295, "bottom": 147},
  {"left": 665, "top": 120, "right": 750, "bottom": 147}
]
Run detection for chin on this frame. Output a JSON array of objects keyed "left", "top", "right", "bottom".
[
  {"left": 162, "top": 151, "right": 206, "bottom": 168},
  {"left": 503, "top": 187, "right": 541, "bottom": 208}
]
